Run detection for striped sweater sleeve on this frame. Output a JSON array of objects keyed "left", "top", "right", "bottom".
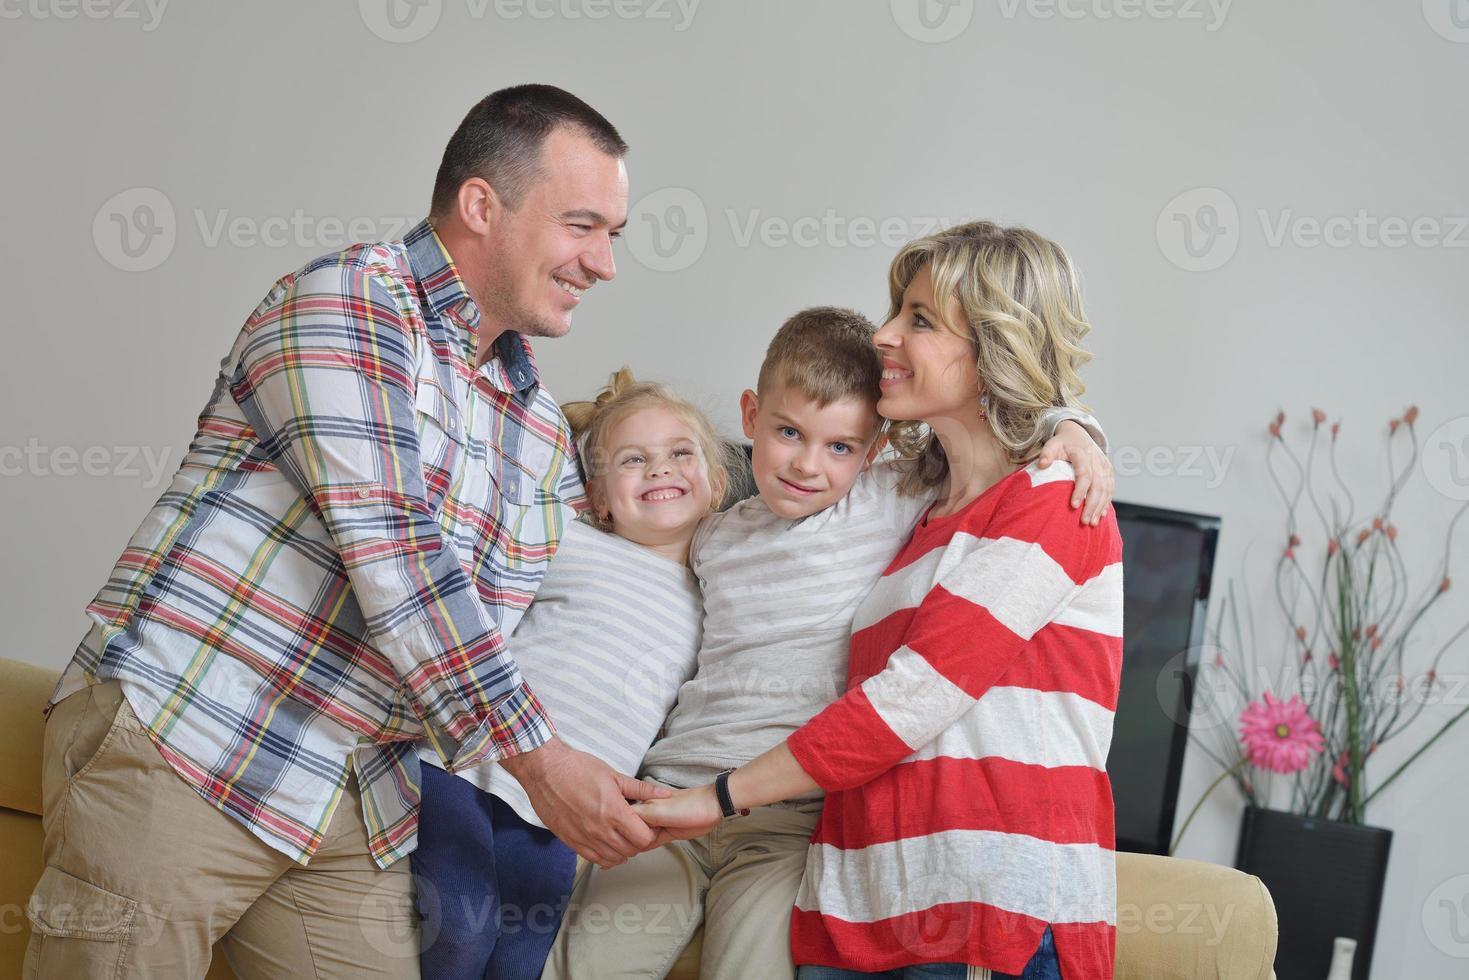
[{"left": 788, "top": 466, "right": 1108, "bottom": 791}]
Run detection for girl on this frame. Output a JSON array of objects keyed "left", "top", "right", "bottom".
[
  {"left": 411, "top": 367, "right": 735, "bottom": 980},
  {"left": 634, "top": 223, "right": 1126, "bottom": 980}
]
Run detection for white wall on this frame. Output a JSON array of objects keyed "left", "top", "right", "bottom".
[{"left": 3, "top": 1, "right": 1466, "bottom": 975}]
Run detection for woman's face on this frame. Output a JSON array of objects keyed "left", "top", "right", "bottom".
[{"left": 872, "top": 262, "right": 984, "bottom": 425}]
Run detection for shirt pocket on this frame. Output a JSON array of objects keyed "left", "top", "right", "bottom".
[{"left": 413, "top": 379, "right": 464, "bottom": 516}]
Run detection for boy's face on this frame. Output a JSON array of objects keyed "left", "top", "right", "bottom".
[{"left": 740, "top": 384, "right": 883, "bottom": 520}]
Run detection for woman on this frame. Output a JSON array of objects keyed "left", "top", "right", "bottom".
[{"left": 634, "top": 222, "right": 1125, "bottom": 980}]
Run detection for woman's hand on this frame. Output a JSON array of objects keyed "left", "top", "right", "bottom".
[
  {"left": 631, "top": 785, "right": 722, "bottom": 847},
  {"left": 1037, "top": 420, "right": 1114, "bottom": 526}
]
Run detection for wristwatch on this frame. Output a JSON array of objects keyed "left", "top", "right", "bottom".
[{"left": 714, "top": 768, "right": 750, "bottom": 818}]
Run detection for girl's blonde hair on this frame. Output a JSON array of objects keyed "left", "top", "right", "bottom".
[
  {"left": 562, "top": 366, "right": 734, "bottom": 527},
  {"left": 884, "top": 221, "right": 1094, "bottom": 495}
]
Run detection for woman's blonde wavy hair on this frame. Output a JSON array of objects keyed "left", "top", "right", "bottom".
[
  {"left": 561, "top": 366, "right": 734, "bottom": 529},
  {"left": 884, "top": 221, "right": 1094, "bottom": 495}
]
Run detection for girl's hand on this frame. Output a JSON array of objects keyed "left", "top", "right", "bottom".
[
  {"left": 1037, "top": 420, "right": 1114, "bottom": 526},
  {"left": 631, "top": 785, "right": 722, "bottom": 846}
]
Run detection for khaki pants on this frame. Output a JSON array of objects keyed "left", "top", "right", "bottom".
[
  {"left": 541, "top": 795, "right": 822, "bottom": 980},
  {"left": 24, "top": 680, "right": 418, "bottom": 980}
]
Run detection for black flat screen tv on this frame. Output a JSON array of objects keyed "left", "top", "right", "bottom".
[{"left": 1108, "top": 501, "right": 1221, "bottom": 855}]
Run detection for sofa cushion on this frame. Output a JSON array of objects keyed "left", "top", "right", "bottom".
[{"left": 0, "top": 657, "right": 56, "bottom": 817}]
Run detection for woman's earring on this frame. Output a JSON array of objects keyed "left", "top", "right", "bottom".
[{"left": 978, "top": 392, "right": 989, "bottom": 422}]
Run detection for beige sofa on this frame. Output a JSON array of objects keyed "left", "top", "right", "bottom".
[{"left": 1, "top": 657, "right": 1277, "bottom": 978}]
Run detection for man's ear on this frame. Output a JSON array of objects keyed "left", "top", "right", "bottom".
[
  {"left": 739, "top": 389, "right": 759, "bottom": 440},
  {"left": 457, "top": 177, "right": 502, "bottom": 237}
]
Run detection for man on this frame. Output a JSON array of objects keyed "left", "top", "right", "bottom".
[{"left": 25, "top": 84, "right": 658, "bottom": 979}]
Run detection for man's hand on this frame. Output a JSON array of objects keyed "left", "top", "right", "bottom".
[
  {"left": 631, "top": 784, "right": 723, "bottom": 849},
  {"left": 500, "top": 737, "right": 672, "bottom": 869},
  {"left": 1036, "top": 419, "right": 1114, "bottom": 526}
]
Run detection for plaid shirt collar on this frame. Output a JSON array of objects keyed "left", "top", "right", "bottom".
[{"left": 406, "top": 218, "right": 540, "bottom": 402}]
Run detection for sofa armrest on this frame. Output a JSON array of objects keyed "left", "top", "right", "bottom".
[
  {"left": 0, "top": 657, "right": 58, "bottom": 817},
  {"left": 1116, "top": 851, "right": 1278, "bottom": 980}
]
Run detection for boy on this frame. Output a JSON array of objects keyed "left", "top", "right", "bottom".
[{"left": 540, "top": 307, "right": 1107, "bottom": 980}]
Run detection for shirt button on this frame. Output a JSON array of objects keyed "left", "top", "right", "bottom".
[{"left": 358, "top": 487, "right": 371, "bottom": 499}]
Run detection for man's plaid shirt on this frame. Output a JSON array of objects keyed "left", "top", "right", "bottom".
[{"left": 55, "top": 219, "right": 585, "bottom": 867}]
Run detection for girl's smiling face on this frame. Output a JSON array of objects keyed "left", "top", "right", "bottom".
[{"left": 592, "top": 406, "right": 715, "bottom": 549}]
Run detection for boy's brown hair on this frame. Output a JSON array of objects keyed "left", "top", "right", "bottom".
[{"left": 756, "top": 306, "right": 882, "bottom": 409}]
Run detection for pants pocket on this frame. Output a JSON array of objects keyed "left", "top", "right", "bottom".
[{"left": 24, "top": 865, "right": 138, "bottom": 980}]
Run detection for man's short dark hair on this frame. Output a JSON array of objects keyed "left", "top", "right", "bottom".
[{"left": 430, "top": 84, "right": 627, "bottom": 218}]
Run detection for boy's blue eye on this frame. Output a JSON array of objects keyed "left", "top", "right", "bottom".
[
  {"left": 779, "top": 426, "right": 799, "bottom": 440},
  {"left": 832, "top": 443, "right": 851, "bottom": 456}
]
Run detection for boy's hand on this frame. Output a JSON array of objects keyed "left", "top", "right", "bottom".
[{"left": 1037, "top": 419, "right": 1114, "bottom": 526}]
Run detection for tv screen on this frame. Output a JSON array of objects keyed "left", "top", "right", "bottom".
[{"left": 1108, "top": 502, "right": 1221, "bottom": 855}]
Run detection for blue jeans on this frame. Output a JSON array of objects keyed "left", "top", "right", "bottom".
[
  {"left": 796, "top": 925, "right": 1062, "bottom": 980},
  {"left": 411, "top": 765, "right": 577, "bottom": 980}
]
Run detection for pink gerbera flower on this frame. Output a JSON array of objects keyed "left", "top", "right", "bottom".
[{"left": 1239, "top": 692, "right": 1325, "bottom": 774}]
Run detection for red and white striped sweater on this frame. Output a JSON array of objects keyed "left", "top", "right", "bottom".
[{"left": 787, "top": 460, "right": 1124, "bottom": 978}]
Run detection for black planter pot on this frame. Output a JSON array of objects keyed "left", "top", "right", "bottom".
[{"left": 1235, "top": 805, "right": 1392, "bottom": 980}]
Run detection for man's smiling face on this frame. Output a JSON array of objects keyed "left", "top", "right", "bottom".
[{"left": 477, "top": 125, "right": 628, "bottom": 341}]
